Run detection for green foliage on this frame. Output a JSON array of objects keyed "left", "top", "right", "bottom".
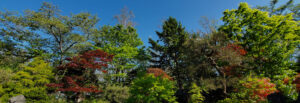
[
  {"left": 0, "top": 1, "right": 299, "bottom": 103},
  {"left": 217, "top": 94, "right": 251, "bottom": 103},
  {"left": 188, "top": 83, "right": 205, "bottom": 103},
  {"left": 127, "top": 74, "right": 177, "bottom": 103},
  {"left": 92, "top": 24, "right": 143, "bottom": 84},
  {"left": 83, "top": 99, "right": 110, "bottom": 103},
  {"left": 0, "top": 57, "right": 54, "bottom": 102},
  {"left": 219, "top": 76, "right": 277, "bottom": 103},
  {"left": 256, "top": 0, "right": 299, "bottom": 20},
  {"left": 240, "top": 77, "right": 277, "bottom": 102},
  {"left": 0, "top": 2, "right": 99, "bottom": 65},
  {"left": 0, "top": 68, "right": 14, "bottom": 96},
  {"left": 273, "top": 69, "right": 298, "bottom": 100},
  {"left": 149, "top": 17, "right": 188, "bottom": 90},
  {"left": 100, "top": 84, "right": 130, "bottom": 103},
  {"left": 0, "top": 68, "right": 14, "bottom": 84},
  {"left": 220, "top": 3, "right": 300, "bottom": 77}
]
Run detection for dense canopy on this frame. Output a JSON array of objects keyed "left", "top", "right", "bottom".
[{"left": 0, "top": 1, "right": 299, "bottom": 103}]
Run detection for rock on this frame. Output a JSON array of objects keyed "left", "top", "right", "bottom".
[{"left": 9, "top": 95, "right": 26, "bottom": 103}]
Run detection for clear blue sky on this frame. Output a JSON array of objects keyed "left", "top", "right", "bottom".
[{"left": 0, "top": 0, "right": 298, "bottom": 46}]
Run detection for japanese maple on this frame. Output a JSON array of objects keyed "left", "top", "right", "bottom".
[
  {"left": 47, "top": 49, "right": 113, "bottom": 102},
  {"left": 218, "top": 43, "right": 247, "bottom": 77}
]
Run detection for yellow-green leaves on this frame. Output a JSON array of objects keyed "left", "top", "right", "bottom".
[
  {"left": 0, "top": 57, "right": 54, "bottom": 102},
  {"left": 220, "top": 2, "right": 300, "bottom": 77},
  {"left": 128, "top": 74, "right": 177, "bottom": 103},
  {"left": 188, "top": 83, "right": 205, "bottom": 103}
]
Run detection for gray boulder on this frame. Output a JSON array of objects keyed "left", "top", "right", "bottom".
[{"left": 9, "top": 95, "right": 26, "bottom": 103}]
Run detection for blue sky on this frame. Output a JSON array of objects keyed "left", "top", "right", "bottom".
[{"left": 0, "top": 0, "right": 298, "bottom": 46}]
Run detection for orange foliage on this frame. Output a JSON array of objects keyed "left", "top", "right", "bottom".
[
  {"left": 225, "top": 44, "right": 247, "bottom": 56},
  {"left": 147, "top": 68, "right": 172, "bottom": 80},
  {"left": 242, "top": 78, "right": 277, "bottom": 102}
]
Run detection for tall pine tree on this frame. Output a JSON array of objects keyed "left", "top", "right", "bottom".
[{"left": 149, "top": 17, "right": 188, "bottom": 90}]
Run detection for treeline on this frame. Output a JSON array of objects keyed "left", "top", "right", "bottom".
[{"left": 0, "top": 1, "right": 299, "bottom": 103}]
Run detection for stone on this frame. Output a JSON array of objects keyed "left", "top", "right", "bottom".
[{"left": 9, "top": 95, "right": 26, "bottom": 103}]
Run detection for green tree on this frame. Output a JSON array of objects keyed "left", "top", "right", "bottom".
[
  {"left": 149, "top": 17, "right": 188, "bottom": 90},
  {"left": 127, "top": 73, "right": 177, "bottom": 103},
  {"left": 92, "top": 25, "right": 143, "bottom": 84},
  {"left": 219, "top": 3, "right": 300, "bottom": 77},
  {"left": 0, "top": 2, "right": 99, "bottom": 65},
  {"left": 183, "top": 31, "right": 249, "bottom": 97},
  {"left": 0, "top": 11, "right": 47, "bottom": 69},
  {"left": 0, "top": 57, "right": 54, "bottom": 102}
]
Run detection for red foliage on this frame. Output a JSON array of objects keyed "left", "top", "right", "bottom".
[
  {"left": 219, "top": 44, "right": 247, "bottom": 77},
  {"left": 283, "top": 77, "right": 289, "bottom": 84},
  {"left": 46, "top": 83, "right": 64, "bottom": 88},
  {"left": 242, "top": 78, "right": 277, "bottom": 102},
  {"left": 293, "top": 73, "right": 300, "bottom": 92},
  {"left": 221, "top": 66, "right": 234, "bottom": 76},
  {"left": 47, "top": 49, "right": 113, "bottom": 93},
  {"left": 147, "top": 68, "right": 172, "bottom": 80},
  {"left": 57, "top": 50, "right": 113, "bottom": 70},
  {"left": 222, "top": 44, "right": 247, "bottom": 56}
]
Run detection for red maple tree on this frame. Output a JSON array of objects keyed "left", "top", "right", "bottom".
[{"left": 47, "top": 49, "right": 113, "bottom": 101}]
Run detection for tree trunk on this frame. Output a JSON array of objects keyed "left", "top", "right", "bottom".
[
  {"left": 76, "top": 93, "right": 84, "bottom": 103},
  {"left": 222, "top": 73, "right": 227, "bottom": 95},
  {"left": 59, "top": 34, "right": 63, "bottom": 65}
]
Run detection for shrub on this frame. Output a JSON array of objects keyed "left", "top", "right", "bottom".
[
  {"left": 241, "top": 77, "right": 277, "bottom": 102},
  {"left": 219, "top": 76, "right": 277, "bottom": 103},
  {"left": 102, "top": 84, "right": 130, "bottom": 103},
  {"left": 0, "top": 68, "right": 14, "bottom": 85},
  {"left": 273, "top": 70, "right": 298, "bottom": 101},
  {"left": 127, "top": 73, "right": 177, "bottom": 103},
  {"left": 0, "top": 57, "right": 54, "bottom": 102}
]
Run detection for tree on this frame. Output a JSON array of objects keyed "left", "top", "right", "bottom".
[
  {"left": 0, "top": 2, "right": 99, "bottom": 65},
  {"left": 0, "top": 57, "right": 54, "bottom": 102},
  {"left": 91, "top": 24, "right": 143, "bottom": 84},
  {"left": 256, "top": 0, "right": 299, "bottom": 20},
  {"left": 182, "top": 28, "right": 252, "bottom": 102},
  {"left": 114, "top": 6, "right": 136, "bottom": 27},
  {"left": 149, "top": 17, "right": 188, "bottom": 90},
  {"left": 0, "top": 11, "right": 48, "bottom": 69},
  {"left": 127, "top": 68, "right": 177, "bottom": 103},
  {"left": 47, "top": 49, "right": 113, "bottom": 102},
  {"left": 256, "top": 1, "right": 300, "bottom": 67},
  {"left": 219, "top": 3, "right": 300, "bottom": 77}
]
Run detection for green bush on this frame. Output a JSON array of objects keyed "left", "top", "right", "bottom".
[
  {"left": 127, "top": 73, "right": 177, "bottom": 103},
  {"left": 0, "top": 57, "right": 54, "bottom": 102},
  {"left": 0, "top": 68, "right": 14, "bottom": 85},
  {"left": 218, "top": 76, "right": 277, "bottom": 103},
  {"left": 83, "top": 99, "right": 110, "bottom": 103},
  {"left": 188, "top": 83, "right": 205, "bottom": 103},
  {"left": 102, "top": 84, "right": 130, "bottom": 103},
  {"left": 273, "top": 69, "right": 298, "bottom": 101}
]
